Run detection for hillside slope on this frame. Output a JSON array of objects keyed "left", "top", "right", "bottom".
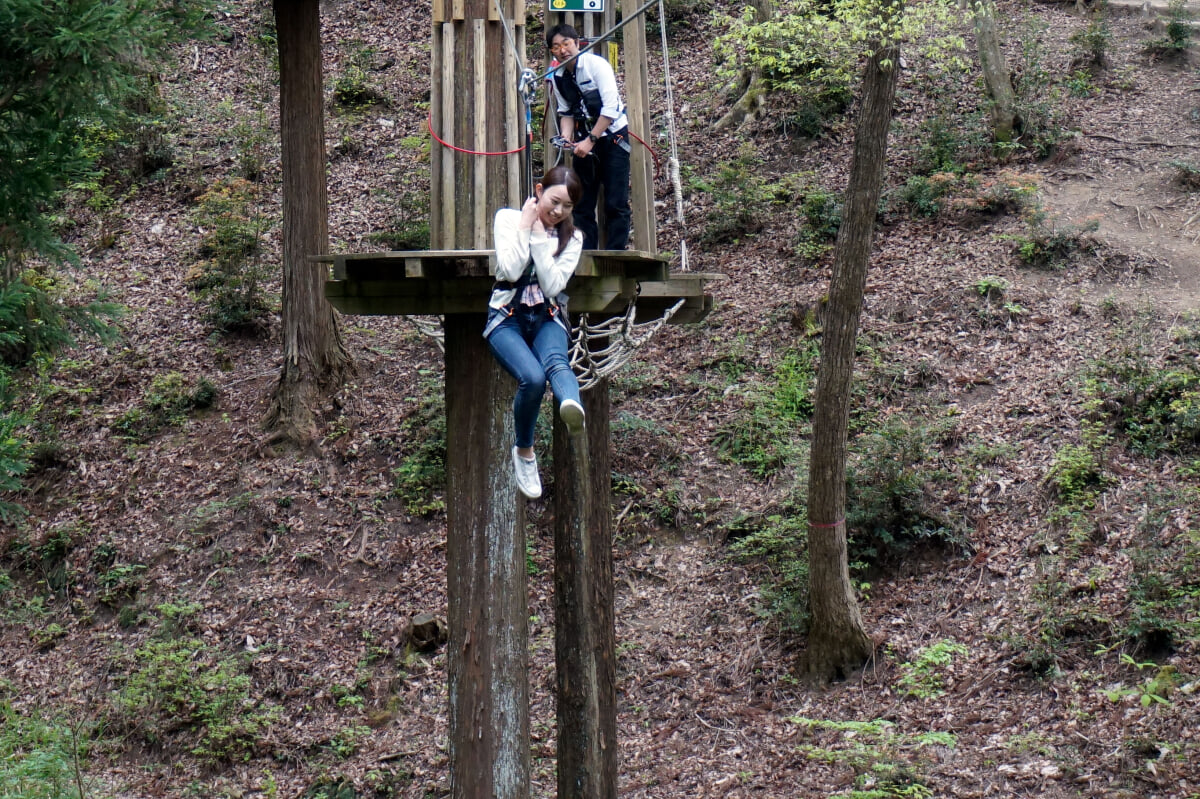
[{"left": 2, "top": 1, "right": 1199, "bottom": 797}]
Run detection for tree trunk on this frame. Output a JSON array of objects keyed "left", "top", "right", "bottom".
[
  {"left": 553, "top": 381, "right": 617, "bottom": 799},
  {"left": 805, "top": 42, "right": 901, "bottom": 683},
  {"left": 713, "top": 0, "right": 774, "bottom": 132},
  {"left": 972, "top": 0, "right": 1016, "bottom": 144},
  {"left": 263, "top": 0, "right": 352, "bottom": 446}
]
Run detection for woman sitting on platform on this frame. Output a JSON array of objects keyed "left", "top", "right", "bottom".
[{"left": 486, "top": 165, "right": 587, "bottom": 500}]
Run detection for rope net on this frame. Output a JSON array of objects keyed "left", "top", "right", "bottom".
[{"left": 407, "top": 295, "right": 684, "bottom": 391}]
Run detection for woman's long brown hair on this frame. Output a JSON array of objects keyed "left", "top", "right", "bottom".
[{"left": 541, "top": 165, "right": 583, "bottom": 256}]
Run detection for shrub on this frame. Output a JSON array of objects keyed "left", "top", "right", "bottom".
[
  {"left": 898, "top": 173, "right": 959, "bottom": 218},
  {"left": 727, "top": 509, "right": 812, "bottom": 635},
  {"left": 845, "top": 414, "right": 965, "bottom": 569},
  {"left": 1168, "top": 160, "right": 1200, "bottom": 192},
  {"left": 713, "top": 342, "right": 818, "bottom": 479},
  {"left": 0, "top": 696, "right": 91, "bottom": 799},
  {"left": 1069, "top": 18, "right": 1112, "bottom": 70},
  {"left": 1145, "top": 0, "right": 1193, "bottom": 54},
  {"left": 393, "top": 378, "right": 447, "bottom": 516},
  {"left": 186, "top": 178, "right": 271, "bottom": 334},
  {"left": 113, "top": 372, "right": 217, "bottom": 441},
  {"left": 1010, "top": 211, "right": 1101, "bottom": 269},
  {"left": 695, "top": 145, "right": 780, "bottom": 246},
  {"left": 111, "top": 633, "right": 277, "bottom": 762}
]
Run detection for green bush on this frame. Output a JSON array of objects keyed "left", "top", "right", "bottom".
[
  {"left": 186, "top": 178, "right": 271, "bottom": 334},
  {"left": 898, "top": 173, "right": 959, "bottom": 218},
  {"left": 0, "top": 272, "right": 122, "bottom": 367},
  {"left": 112, "top": 633, "right": 277, "bottom": 762},
  {"left": 845, "top": 414, "right": 964, "bottom": 568},
  {"left": 0, "top": 696, "right": 90, "bottom": 799},
  {"left": 1088, "top": 328, "right": 1200, "bottom": 456},
  {"left": 1145, "top": 0, "right": 1193, "bottom": 54},
  {"left": 1010, "top": 210, "right": 1100, "bottom": 269},
  {"left": 1012, "top": 21, "right": 1077, "bottom": 159},
  {"left": 695, "top": 146, "right": 781, "bottom": 246},
  {"left": 393, "top": 379, "right": 447, "bottom": 516},
  {"left": 727, "top": 509, "right": 812, "bottom": 635},
  {"left": 1069, "top": 18, "right": 1112, "bottom": 70},
  {"left": 713, "top": 342, "right": 818, "bottom": 479},
  {"left": 113, "top": 372, "right": 217, "bottom": 442}
]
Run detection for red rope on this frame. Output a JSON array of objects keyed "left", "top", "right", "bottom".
[
  {"left": 427, "top": 111, "right": 663, "bottom": 176},
  {"left": 808, "top": 518, "right": 845, "bottom": 529},
  {"left": 427, "top": 112, "right": 528, "bottom": 156}
]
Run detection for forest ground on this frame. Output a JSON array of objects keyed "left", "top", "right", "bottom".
[{"left": 2, "top": 1, "right": 1199, "bottom": 798}]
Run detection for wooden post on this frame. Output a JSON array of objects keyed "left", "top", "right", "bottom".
[
  {"left": 445, "top": 317, "right": 530, "bottom": 799},
  {"left": 553, "top": 379, "right": 617, "bottom": 799},
  {"left": 621, "top": 0, "right": 656, "bottom": 253},
  {"left": 432, "top": 3, "right": 528, "bottom": 798}
]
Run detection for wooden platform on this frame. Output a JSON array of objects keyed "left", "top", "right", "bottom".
[{"left": 318, "top": 249, "right": 718, "bottom": 323}]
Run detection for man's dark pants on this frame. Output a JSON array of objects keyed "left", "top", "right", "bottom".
[{"left": 572, "top": 130, "right": 632, "bottom": 250}]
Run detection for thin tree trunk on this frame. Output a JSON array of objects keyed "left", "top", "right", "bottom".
[
  {"left": 805, "top": 41, "right": 901, "bottom": 683},
  {"left": 263, "top": 0, "right": 352, "bottom": 446},
  {"left": 972, "top": 0, "right": 1016, "bottom": 144}
]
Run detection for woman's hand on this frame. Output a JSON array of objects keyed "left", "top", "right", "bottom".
[{"left": 519, "top": 196, "right": 539, "bottom": 231}]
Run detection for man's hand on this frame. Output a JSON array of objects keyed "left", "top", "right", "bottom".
[{"left": 572, "top": 138, "right": 594, "bottom": 159}]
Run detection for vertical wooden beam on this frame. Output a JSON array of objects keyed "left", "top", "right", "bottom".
[
  {"left": 621, "top": 0, "right": 655, "bottom": 253},
  {"left": 446, "top": 316, "right": 531, "bottom": 799},
  {"left": 554, "top": 380, "right": 617, "bottom": 799},
  {"left": 439, "top": 23, "right": 456, "bottom": 248},
  {"left": 473, "top": 19, "right": 489, "bottom": 249}
]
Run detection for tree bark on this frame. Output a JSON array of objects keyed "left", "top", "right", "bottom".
[
  {"left": 445, "top": 314, "right": 530, "bottom": 799},
  {"left": 713, "top": 0, "right": 774, "bottom": 132},
  {"left": 972, "top": 0, "right": 1017, "bottom": 144},
  {"left": 804, "top": 42, "right": 901, "bottom": 683},
  {"left": 553, "top": 381, "right": 617, "bottom": 799},
  {"left": 263, "top": 0, "right": 352, "bottom": 446}
]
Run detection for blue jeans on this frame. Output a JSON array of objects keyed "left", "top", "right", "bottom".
[
  {"left": 573, "top": 130, "right": 632, "bottom": 250},
  {"left": 486, "top": 303, "right": 581, "bottom": 449}
]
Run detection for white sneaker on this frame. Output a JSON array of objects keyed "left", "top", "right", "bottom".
[
  {"left": 559, "top": 399, "right": 585, "bottom": 434},
  {"left": 512, "top": 447, "right": 542, "bottom": 499}
]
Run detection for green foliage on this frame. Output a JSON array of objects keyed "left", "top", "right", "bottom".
[
  {"left": 0, "top": 272, "right": 123, "bottom": 367},
  {"left": 973, "top": 275, "right": 1009, "bottom": 300},
  {"left": 845, "top": 414, "right": 964, "bottom": 568},
  {"left": 364, "top": 192, "right": 432, "bottom": 251},
  {"left": 896, "top": 173, "right": 958, "bottom": 218},
  {"left": 392, "top": 377, "right": 446, "bottom": 516},
  {"left": 1124, "top": 493, "right": 1200, "bottom": 653},
  {"left": 0, "top": 695, "right": 91, "bottom": 799},
  {"left": 113, "top": 371, "right": 217, "bottom": 441},
  {"left": 896, "top": 639, "right": 968, "bottom": 699},
  {"left": 1087, "top": 324, "right": 1200, "bottom": 456},
  {"left": 1012, "top": 21, "right": 1077, "bottom": 159},
  {"left": 1065, "top": 69, "right": 1097, "bottom": 98},
  {"left": 1145, "top": 0, "right": 1193, "bottom": 54},
  {"left": 913, "top": 114, "right": 987, "bottom": 176},
  {"left": 0, "top": 0, "right": 209, "bottom": 267},
  {"left": 186, "top": 178, "right": 272, "bottom": 334},
  {"left": 111, "top": 624, "right": 278, "bottom": 762},
  {"left": 0, "top": 373, "right": 31, "bottom": 523},
  {"left": 1168, "top": 160, "right": 1200, "bottom": 192},
  {"left": 790, "top": 716, "right": 953, "bottom": 798},
  {"left": 1009, "top": 209, "right": 1100, "bottom": 269},
  {"left": 792, "top": 176, "right": 844, "bottom": 259},
  {"left": 333, "top": 42, "right": 389, "bottom": 110},
  {"left": 694, "top": 145, "right": 783, "bottom": 246},
  {"left": 727, "top": 509, "right": 812, "bottom": 635},
  {"left": 713, "top": 341, "right": 818, "bottom": 479},
  {"left": 1069, "top": 18, "right": 1112, "bottom": 70}
]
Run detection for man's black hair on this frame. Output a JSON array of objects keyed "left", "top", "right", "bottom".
[{"left": 546, "top": 23, "right": 580, "bottom": 51}]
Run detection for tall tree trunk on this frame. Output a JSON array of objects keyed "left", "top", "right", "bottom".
[
  {"left": 713, "top": 0, "right": 774, "bottom": 131},
  {"left": 972, "top": 0, "right": 1016, "bottom": 144},
  {"left": 805, "top": 41, "right": 901, "bottom": 682},
  {"left": 263, "top": 0, "right": 352, "bottom": 446}
]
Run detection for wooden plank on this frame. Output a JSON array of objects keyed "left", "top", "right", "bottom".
[
  {"left": 474, "top": 18, "right": 488, "bottom": 249},
  {"left": 507, "top": 6, "right": 522, "bottom": 202},
  {"left": 621, "top": 0, "right": 656, "bottom": 253},
  {"left": 440, "top": 23, "right": 457, "bottom": 248},
  {"left": 433, "top": 0, "right": 446, "bottom": 23},
  {"left": 452, "top": 0, "right": 466, "bottom": 21},
  {"left": 431, "top": 23, "right": 444, "bottom": 243},
  {"left": 325, "top": 275, "right": 632, "bottom": 316}
]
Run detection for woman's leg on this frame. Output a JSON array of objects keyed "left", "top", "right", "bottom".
[
  {"left": 487, "top": 317, "right": 547, "bottom": 449},
  {"left": 531, "top": 316, "right": 581, "bottom": 408}
]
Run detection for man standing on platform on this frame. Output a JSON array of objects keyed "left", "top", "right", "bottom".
[{"left": 547, "top": 24, "right": 632, "bottom": 251}]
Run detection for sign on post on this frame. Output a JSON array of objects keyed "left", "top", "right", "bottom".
[{"left": 548, "top": 0, "right": 604, "bottom": 11}]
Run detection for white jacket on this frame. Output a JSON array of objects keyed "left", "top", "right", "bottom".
[{"left": 489, "top": 207, "right": 583, "bottom": 312}]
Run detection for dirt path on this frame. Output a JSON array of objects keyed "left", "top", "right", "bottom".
[{"left": 1040, "top": 14, "right": 1200, "bottom": 311}]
